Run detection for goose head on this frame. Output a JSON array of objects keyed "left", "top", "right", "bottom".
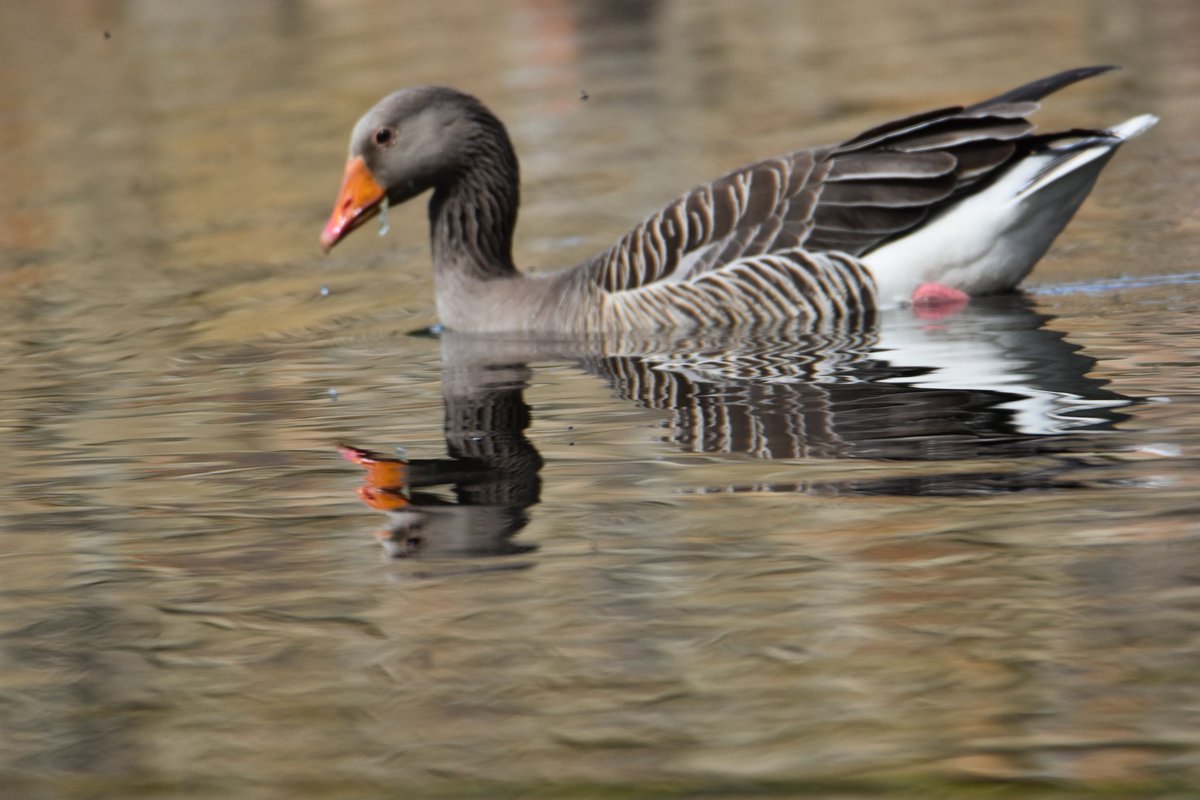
[{"left": 320, "top": 86, "right": 506, "bottom": 251}]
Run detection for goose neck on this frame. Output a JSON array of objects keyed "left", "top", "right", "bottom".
[{"left": 428, "top": 141, "right": 520, "bottom": 280}]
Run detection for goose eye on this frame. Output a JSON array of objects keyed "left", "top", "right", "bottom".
[{"left": 373, "top": 127, "right": 395, "bottom": 146}]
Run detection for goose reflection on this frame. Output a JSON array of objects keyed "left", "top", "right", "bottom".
[
  {"left": 343, "top": 296, "right": 1130, "bottom": 558},
  {"left": 341, "top": 358, "right": 542, "bottom": 559}
]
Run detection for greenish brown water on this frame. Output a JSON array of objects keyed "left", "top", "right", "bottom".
[{"left": 2, "top": 2, "right": 1199, "bottom": 798}]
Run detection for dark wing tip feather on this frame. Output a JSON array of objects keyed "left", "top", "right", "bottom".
[
  {"left": 965, "top": 65, "right": 1118, "bottom": 111},
  {"left": 838, "top": 106, "right": 962, "bottom": 152},
  {"left": 809, "top": 66, "right": 1122, "bottom": 256}
]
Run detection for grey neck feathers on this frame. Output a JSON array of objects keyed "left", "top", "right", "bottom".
[{"left": 428, "top": 115, "right": 520, "bottom": 281}]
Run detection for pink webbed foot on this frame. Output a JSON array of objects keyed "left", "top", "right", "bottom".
[{"left": 911, "top": 282, "right": 970, "bottom": 320}]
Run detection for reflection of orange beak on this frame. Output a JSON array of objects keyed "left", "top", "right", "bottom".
[
  {"left": 320, "top": 156, "right": 386, "bottom": 251},
  {"left": 358, "top": 485, "right": 411, "bottom": 511},
  {"left": 340, "top": 444, "right": 410, "bottom": 510},
  {"left": 339, "top": 445, "right": 408, "bottom": 484}
]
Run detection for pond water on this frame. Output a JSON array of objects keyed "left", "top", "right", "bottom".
[{"left": 1, "top": 2, "right": 1198, "bottom": 798}]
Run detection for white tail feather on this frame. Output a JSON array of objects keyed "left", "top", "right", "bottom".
[{"left": 1108, "top": 113, "right": 1159, "bottom": 140}]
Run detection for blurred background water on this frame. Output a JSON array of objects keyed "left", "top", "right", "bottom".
[{"left": 1, "top": 1, "right": 1198, "bottom": 798}]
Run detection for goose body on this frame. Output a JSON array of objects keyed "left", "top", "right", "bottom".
[{"left": 320, "top": 66, "right": 1156, "bottom": 334}]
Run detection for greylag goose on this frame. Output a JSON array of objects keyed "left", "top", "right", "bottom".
[{"left": 320, "top": 66, "right": 1156, "bottom": 334}]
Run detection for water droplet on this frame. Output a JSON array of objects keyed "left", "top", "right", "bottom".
[{"left": 378, "top": 196, "right": 389, "bottom": 237}]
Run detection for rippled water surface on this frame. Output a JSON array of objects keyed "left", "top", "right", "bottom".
[{"left": 2, "top": 2, "right": 1199, "bottom": 798}]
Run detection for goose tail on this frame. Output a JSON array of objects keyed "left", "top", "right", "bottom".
[{"left": 864, "top": 113, "right": 1158, "bottom": 306}]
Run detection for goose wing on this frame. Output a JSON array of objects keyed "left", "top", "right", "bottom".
[{"left": 580, "top": 66, "right": 1116, "bottom": 305}]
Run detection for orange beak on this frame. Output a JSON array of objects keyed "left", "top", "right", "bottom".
[{"left": 320, "top": 156, "right": 387, "bottom": 252}]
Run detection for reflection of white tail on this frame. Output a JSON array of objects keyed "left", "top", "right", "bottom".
[
  {"left": 866, "top": 114, "right": 1159, "bottom": 306},
  {"left": 875, "top": 307, "right": 1128, "bottom": 435}
]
